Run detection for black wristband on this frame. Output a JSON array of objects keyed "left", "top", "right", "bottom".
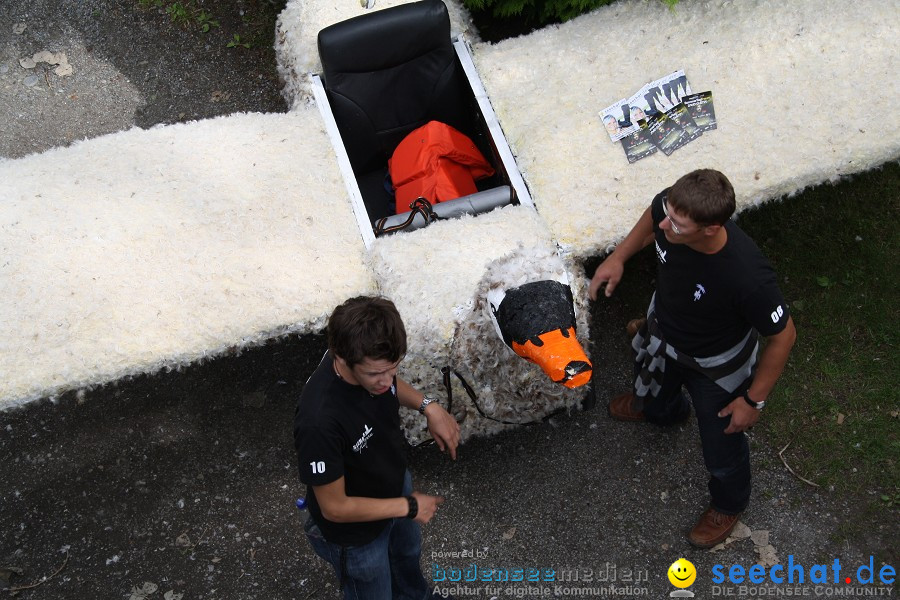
[
  {"left": 405, "top": 495, "right": 418, "bottom": 519},
  {"left": 743, "top": 392, "right": 765, "bottom": 410}
]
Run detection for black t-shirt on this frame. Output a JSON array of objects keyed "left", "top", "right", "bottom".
[
  {"left": 650, "top": 190, "right": 789, "bottom": 357},
  {"left": 294, "top": 352, "right": 408, "bottom": 546}
]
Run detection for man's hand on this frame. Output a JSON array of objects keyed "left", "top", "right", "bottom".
[
  {"left": 719, "top": 397, "right": 760, "bottom": 434},
  {"left": 589, "top": 257, "right": 625, "bottom": 300},
  {"left": 588, "top": 206, "right": 655, "bottom": 301},
  {"left": 411, "top": 491, "right": 444, "bottom": 525},
  {"left": 424, "top": 403, "right": 460, "bottom": 460}
]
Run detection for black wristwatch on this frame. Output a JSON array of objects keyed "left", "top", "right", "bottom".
[
  {"left": 743, "top": 392, "right": 765, "bottom": 411},
  {"left": 405, "top": 495, "right": 418, "bottom": 519}
]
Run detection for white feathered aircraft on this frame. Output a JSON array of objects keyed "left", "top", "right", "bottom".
[{"left": 1, "top": 0, "right": 897, "bottom": 442}]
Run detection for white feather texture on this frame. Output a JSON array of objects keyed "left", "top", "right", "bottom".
[
  {"left": 473, "top": 0, "right": 900, "bottom": 256},
  {"left": 0, "top": 111, "right": 375, "bottom": 409},
  {"left": 370, "top": 205, "right": 554, "bottom": 355},
  {"left": 275, "top": 0, "right": 478, "bottom": 108},
  {"left": 367, "top": 206, "right": 584, "bottom": 440}
]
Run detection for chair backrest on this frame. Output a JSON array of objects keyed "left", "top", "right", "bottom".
[{"left": 317, "top": 0, "right": 469, "bottom": 175}]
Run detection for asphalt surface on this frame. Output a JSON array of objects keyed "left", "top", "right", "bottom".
[{"left": 0, "top": 2, "right": 896, "bottom": 599}]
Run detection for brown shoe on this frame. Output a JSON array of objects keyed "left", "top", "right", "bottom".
[
  {"left": 608, "top": 393, "right": 645, "bottom": 422},
  {"left": 687, "top": 506, "right": 742, "bottom": 548},
  {"left": 626, "top": 318, "right": 646, "bottom": 338}
]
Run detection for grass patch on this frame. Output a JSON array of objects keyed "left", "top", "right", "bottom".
[
  {"left": 738, "top": 163, "right": 899, "bottom": 504},
  {"left": 134, "top": 0, "right": 285, "bottom": 49},
  {"left": 137, "top": 0, "right": 217, "bottom": 30}
]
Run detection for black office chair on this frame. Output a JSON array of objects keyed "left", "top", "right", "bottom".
[{"left": 317, "top": 0, "right": 496, "bottom": 223}]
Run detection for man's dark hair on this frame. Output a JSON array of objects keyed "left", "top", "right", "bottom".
[
  {"left": 327, "top": 296, "right": 407, "bottom": 367},
  {"left": 667, "top": 169, "right": 736, "bottom": 226}
]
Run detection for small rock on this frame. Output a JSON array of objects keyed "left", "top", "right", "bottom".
[
  {"left": 23, "top": 74, "right": 39, "bottom": 87},
  {"left": 750, "top": 529, "right": 769, "bottom": 547},
  {"left": 33, "top": 50, "right": 58, "bottom": 64},
  {"left": 129, "top": 581, "right": 159, "bottom": 600},
  {"left": 756, "top": 544, "right": 779, "bottom": 568},
  {"left": 730, "top": 521, "right": 752, "bottom": 539},
  {"left": 708, "top": 542, "right": 727, "bottom": 553},
  {"left": 19, "top": 57, "right": 36, "bottom": 69},
  {"left": 13, "top": 23, "right": 26, "bottom": 35}
]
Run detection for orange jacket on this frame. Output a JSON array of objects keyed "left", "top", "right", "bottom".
[{"left": 389, "top": 121, "right": 494, "bottom": 214}]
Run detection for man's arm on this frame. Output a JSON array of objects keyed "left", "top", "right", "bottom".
[
  {"left": 720, "top": 317, "right": 797, "bottom": 434},
  {"left": 313, "top": 477, "right": 443, "bottom": 525},
  {"left": 396, "top": 378, "right": 460, "bottom": 460},
  {"left": 589, "top": 206, "right": 655, "bottom": 300}
]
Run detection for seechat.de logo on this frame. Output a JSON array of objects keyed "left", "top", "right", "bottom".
[{"left": 711, "top": 555, "right": 896, "bottom": 586}]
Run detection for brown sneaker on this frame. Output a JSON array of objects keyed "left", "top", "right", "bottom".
[
  {"left": 608, "top": 393, "right": 645, "bottom": 422},
  {"left": 687, "top": 506, "right": 742, "bottom": 548},
  {"left": 626, "top": 318, "right": 646, "bottom": 338}
]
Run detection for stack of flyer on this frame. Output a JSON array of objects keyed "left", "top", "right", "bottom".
[{"left": 600, "top": 70, "right": 716, "bottom": 164}]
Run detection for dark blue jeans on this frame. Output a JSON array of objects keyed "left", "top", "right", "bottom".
[
  {"left": 304, "top": 471, "right": 431, "bottom": 600},
  {"left": 639, "top": 360, "right": 752, "bottom": 514}
]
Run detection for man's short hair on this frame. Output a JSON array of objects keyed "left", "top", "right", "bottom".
[
  {"left": 667, "top": 169, "right": 736, "bottom": 226},
  {"left": 327, "top": 296, "right": 407, "bottom": 367}
]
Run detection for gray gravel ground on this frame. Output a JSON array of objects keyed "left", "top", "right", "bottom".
[{"left": 1, "top": 1, "right": 895, "bottom": 599}]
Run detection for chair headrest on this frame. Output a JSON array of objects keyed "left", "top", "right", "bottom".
[{"left": 318, "top": 0, "right": 451, "bottom": 75}]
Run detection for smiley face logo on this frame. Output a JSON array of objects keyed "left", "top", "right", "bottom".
[{"left": 668, "top": 558, "right": 697, "bottom": 588}]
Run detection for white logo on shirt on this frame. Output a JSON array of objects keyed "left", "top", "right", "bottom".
[
  {"left": 655, "top": 240, "right": 667, "bottom": 264},
  {"left": 693, "top": 284, "right": 706, "bottom": 301},
  {"left": 352, "top": 424, "right": 374, "bottom": 453},
  {"left": 770, "top": 305, "right": 784, "bottom": 323}
]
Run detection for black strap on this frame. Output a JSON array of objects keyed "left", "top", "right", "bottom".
[
  {"left": 374, "top": 197, "right": 440, "bottom": 236},
  {"left": 440, "top": 366, "right": 566, "bottom": 426},
  {"left": 412, "top": 366, "right": 566, "bottom": 449}
]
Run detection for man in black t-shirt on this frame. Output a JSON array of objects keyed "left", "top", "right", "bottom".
[
  {"left": 589, "top": 169, "right": 796, "bottom": 548},
  {"left": 294, "top": 296, "right": 460, "bottom": 600}
]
